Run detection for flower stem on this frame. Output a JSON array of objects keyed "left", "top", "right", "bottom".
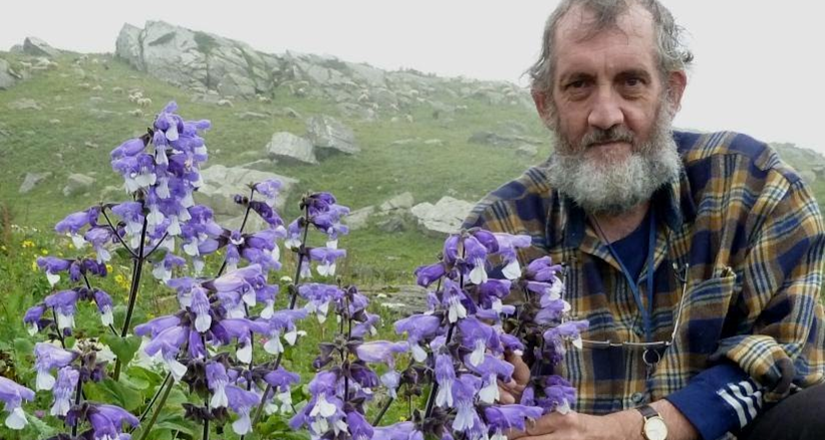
[
  {"left": 132, "top": 373, "right": 171, "bottom": 430},
  {"left": 70, "top": 376, "right": 84, "bottom": 437},
  {"left": 135, "top": 375, "right": 174, "bottom": 440},
  {"left": 114, "top": 213, "right": 149, "bottom": 380},
  {"left": 50, "top": 306, "right": 67, "bottom": 349}
]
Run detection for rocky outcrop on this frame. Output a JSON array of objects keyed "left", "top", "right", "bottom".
[
  {"left": 410, "top": 196, "right": 475, "bottom": 236},
  {"left": 306, "top": 115, "right": 359, "bottom": 155},
  {"left": 0, "top": 59, "right": 20, "bottom": 90},
  {"left": 23, "top": 37, "right": 60, "bottom": 58},
  {"left": 63, "top": 174, "right": 95, "bottom": 196},
  {"left": 196, "top": 165, "right": 298, "bottom": 219},
  {"left": 19, "top": 172, "right": 52, "bottom": 194},
  {"left": 266, "top": 132, "right": 318, "bottom": 165}
]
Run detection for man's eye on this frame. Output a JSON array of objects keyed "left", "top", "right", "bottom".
[
  {"left": 567, "top": 80, "right": 587, "bottom": 89},
  {"left": 625, "top": 77, "right": 644, "bottom": 87}
]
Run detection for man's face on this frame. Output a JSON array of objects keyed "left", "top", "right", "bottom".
[{"left": 548, "top": 5, "right": 670, "bottom": 165}]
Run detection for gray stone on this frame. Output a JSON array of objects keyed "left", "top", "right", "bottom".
[
  {"left": 360, "top": 285, "right": 429, "bottom": 315},
  {"left": 380, "top": 192, "right": 414, "bottom": 212},
  {"left": 63, "top": 174, "right": 96, "bottom": 196},
  {"left": 305, "top": 115, "right": 359, "bottom": 155},
  {"left": 23, "top": 37, "right": 60, "bottom": 58},
  {"left": 266, "top": 132, "right": 318, "bottom": 165},
  {"left": 410, "top": 196, "right": 475, "bottom": 236},
  {"left": 196, "top": 165, "right": 298, "bottom": 217},
  {"left": 0, "top": 59, "right": 18, "bottom": 90},
  {"left": 468, "top": 131, "right": 544, "bottom": 148},
  {"left": 376, "top": 215, "right": 409, "bottom": 233},
  {"left": 237, "top": 111, "right": 269, "bottom": 120},
  {"left": 115, "top": 24, "right": 144, "bottom": 70},
  {"left": 217, "top": 72, "right": 257, "bottom": 98},
  {"left": 8, "top": 98, "right": 42, "bottom": 111},
  {"left": 516, "top": 144, "right": 539, "bottom": 158},
  {"left": 19, "top": 172, "right": 52, "bottom": 194},
  {"left": 347, "top": 206, "right": 375, "bottom": 231}
]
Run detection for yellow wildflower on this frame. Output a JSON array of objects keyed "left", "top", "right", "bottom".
[
  {"left": 106, "top": 264, "right": 114, "bottom": 273},
  {"left": 1, "top": 245, "right": 6, "bottom": 251},
  {"left": 22, "top": 240, "right": 35, "bottom": 249},
  {"left": 31, "top": 259, "right": 38, "bottom": 272},
  {"left": 41, "top": 249, "right": 49, "bottom": 255},
  {"left": 67, "top": 243, "right": 74, "bottom": 250}
]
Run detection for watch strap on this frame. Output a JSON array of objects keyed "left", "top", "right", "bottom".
[{"left": 636, "top": 404, "right": 659, "bottom": 420}]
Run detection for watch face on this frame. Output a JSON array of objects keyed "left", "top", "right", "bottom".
[{"left": 643, "top": 417, "right": 668, "bottom": 440}]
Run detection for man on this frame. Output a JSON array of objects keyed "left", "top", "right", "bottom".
[{"left": 463, "top": 1, "right": 825, "bottom": 439}]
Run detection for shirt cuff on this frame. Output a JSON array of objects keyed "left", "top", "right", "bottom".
[{"left": 664, "top": 363, "right": 763, "bottom": 440}]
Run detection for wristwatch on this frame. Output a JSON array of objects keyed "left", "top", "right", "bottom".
[{"left": 636, "top": 405, "right": 668, "bottom": 440}]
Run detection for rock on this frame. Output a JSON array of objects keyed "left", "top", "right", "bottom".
[
  {"left": 468, "top": 131, "right": 544, "bottom": 148},
  {"left": 18, "top": 172, "right": 52, "bottom": 194},
  {"left": 424, "top": 139, "right": 444, "bottom": 146},
  {"left": 410, "top": 196, "right": 475, "bottom": 236},
  {"left": 196, "top": 165, "right": 298, "bottom": 217},
  {"left": 347, "top": 206, "right": 375, "bottom": 231},
  {"left": 376, "top": 214, "right": 409, "bottom": 233},
  {"left": 217, "top": 72, "right": 257, "bottom": 98},
  {"left": 0, "top": 59, "right": 19, "bottom": 90},
  {"left": 8, "top": 98, "right": 42, "bottom": 111},
  {"left": 237, "top": 111, "right": 269, "bottom": 120},
  {"left": 49, "top": 119, "right": 61, "bottom": 125},
  {"left": 360, "top": 285, "right": 429, "bottom": 315},
  {"left": 380, "top": 192, "right": 414, "bottom": 212},
  {"left": 63, "top": 174, "right": 96, "bottom": 196},
  {"left": 305, "top": 115, "right": 359, "bottom": 155},
  {"left": 265, "top": 132, "right": 318, "bottom": 165},
  {"left": 23, "top": 37, "right": 60, "bottom": 58},
  {"left": 516, "top": 144, "right": 539, "bottom": 158}
]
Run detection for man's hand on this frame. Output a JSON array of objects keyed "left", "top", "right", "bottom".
[
  {"left": 504, "top": 400, "right": 699, "bottom": 440},
  {"left": 498, "top": 351, "right": 531, "bottom": 404}
]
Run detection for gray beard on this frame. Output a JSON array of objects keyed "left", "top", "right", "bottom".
[{"left": 545, "top": 111, "right": 682, "bottom": 216}]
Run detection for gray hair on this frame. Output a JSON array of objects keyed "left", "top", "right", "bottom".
[{"left": 527, "top": 0, "right": 693, "bottom": 97}]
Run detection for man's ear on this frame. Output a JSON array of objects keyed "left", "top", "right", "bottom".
[
  {"left": 531, "top": 89, "right": 556, "bottom": 129},
  {"left": 666, "top": 70, "right": 687, "bottom": 114}
]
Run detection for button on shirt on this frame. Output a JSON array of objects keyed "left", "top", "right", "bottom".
[{"left": 463, "top": 131, "right": 825, "bottom": 439}]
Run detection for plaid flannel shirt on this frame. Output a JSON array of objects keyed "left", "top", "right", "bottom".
[{"left": 463, "top": 131, "right": 825, "bottom": 417}]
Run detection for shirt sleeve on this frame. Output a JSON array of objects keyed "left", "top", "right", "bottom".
[{"left": 665, "top": 363, "right": 763, "bottom": 440}]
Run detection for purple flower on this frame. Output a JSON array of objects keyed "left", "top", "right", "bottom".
[
  {"left": 493, "top": 232, "right": 532, "bottom": 279},
  {"left": 93, "top": 289, "right": 114, "bottom": 326},
  {"left": 452, "top": 374, "right": 482, "bottom": 432},
  {"left": 298, "top": 283, "right": 344, "bottom": 324},
  {"left": 540, "top": 375, "right": 577, "bottom": 414},
  {"left": 263, "top": 367, "right": 300, "bottom": 414},
  {"left": 0, "top": 376, "right": 35, "bottom": 430},
  {"left": 50, "top": 366, "right": 78, "bottom": 416},
  {"left": 309, "top": 247, "right": 346, "bottom": 276},
  {"left": 525, "top": 256, "right": 563, "bottom": 282},
  {"left": 347, "top": 411, "right": 374, "bottom": 440},
  {"left": 484, "top": 404, "right": 544, "bottom": 438},
  {"left": 354, "top": 341, "right": 408, "bottom": 366},
  {"left": 23, "top": 304, "right": 47, "bottom": 335},
  {"left": 478, "top": 279, "right": 512, "bottom": 312},
  {"left": 110, "top": 137, "right": 147, "bottom": 159},
  {"left": 191, "top": 286, "right": 212, "bottom": 333},
  {"left": 212, "top": 264, "right": 264, "bottom": 295},
  {"left": 36, "top": 256, "right": 72, "bottom": 287},
  {"left": 352, "top": 312, "right": 380, "bottom": 338},
  {"left": 151, "top": 253, "right": 186, "bottom": 282},
  {"left": 213, "top": 318, "right": 267, "bottom": 363},
  {"left": 464, "top": 235, "right": 489, "bottom": 284},
  {"left": 134, "top": 315, "right": 181, "bottom": 338},
  {"left": 414, "top": 262, "right": 447, "bottom": 287},
  {"left": 442, "top": 279, "right": 468, "bottom": 323},
  {"left": 458, "top": 317, "right": 496, "bottom": 367},
  {"left": 543, "top": 320, "right": 589, "bottom": 351},
  {"left": 44, "top": 289, "right": 79, "bottom": 330},
  {"left": 261, "top": 309, "right": 308, "bottom": 354},
  {"left": 435, "top": 354, "right": 456, "bottom": 408},
  {"left": 254, "top": 179, "right": 282, "bottom": 206},
  {"left": 464, "top": 354, "right": 515, "bottom": 404},
  {"left": 85, "top": 403, "right": 139, "bottom": 440},
  {"left": 55, "top": 207, "right": 100, "bottom": 248},
  {"left": 207, "top": 362, "right": 229, "bottom": 409},
  {"left": 394, "top": 314, "right": 442, "bottom": 362},
  {"left": 372, "top": 422, "right": 422, "bottom": 440},
  {"left": 143, "top": 325, "right": 188, "bottom": 381},
  {"left": 284, "top": 219, "right": 303, "bottom": 249},
  {"left": 84, "top": 227, "right": 114, "bottom": 263},
  {"left": 226, "top": 385, "right": 261, "bottom": 435}
]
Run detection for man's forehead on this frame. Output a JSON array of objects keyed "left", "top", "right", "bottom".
[{"left": 555, "top": 3, "right": 656, "bottom": 47}]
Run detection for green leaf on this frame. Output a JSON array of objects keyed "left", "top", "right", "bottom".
[
  {"left": 114, "top": 246, "right": 134, "bottom": 260},
  {"left": 145, "top": 247, "right": 168, "bottom": 264},
  {"left": 12, "top": 338, "right": 33, "bottom": 358},
  {"left": 102, "top": 334, "right": 142, "bottom": 366},
  {"left": 85, "top": 378, "right": 144, "bottom": 411},
  {"left": 154, "top": 415, "right": 196, "bottom": 436},
  {"left": 25, "top": 413, "right": 58, "bottom": 440}
]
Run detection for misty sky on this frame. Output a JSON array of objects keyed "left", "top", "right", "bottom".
[{"left": 2, "top": 1, "right": 822, "bottom": 152}]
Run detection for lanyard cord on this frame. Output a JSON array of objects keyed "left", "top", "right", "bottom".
[{"left": 592, "top": 210, "right": 657, "bottom": 342}]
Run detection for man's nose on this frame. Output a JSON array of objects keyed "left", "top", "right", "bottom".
[{"left": 587, "top": 87, "right": 624, "bottom": 130}]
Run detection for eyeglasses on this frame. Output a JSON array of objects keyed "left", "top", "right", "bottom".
[{"left": 570, "top": 262, "right": 690, "bottom": 367}]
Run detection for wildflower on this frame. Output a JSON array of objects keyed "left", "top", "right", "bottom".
[
  {"left": 414, "top": 262, "right": 447, "bottom": 288},
  {"left": 190, "top": 287, "right": 212, "bottom": 333},
  {"left": 0, "top": 376, "right": 35, "bottom": 430},
  {"left": 254, "top": 179, "right": 282, "bottom": 206},
  {"left": 50, "top": 367, "right": 79, "bottom": 416},
  {"left": 492, "top": 232, "right": 532, "bottom": 279},
  {"left": 539, "top": 375, "right": 577, "bottom": 414},
  {"left": 34, "top": 343, "right": 78, "bottom": 391},
  {"left": 151, "top": 252, "right": 186, "bottom": 282},
  {"left": 484, "top": 404, "right": 544, "bottom": 440},
  {"left": 452, "top": 374, "right": 482, "bottom": 432},
  {"left": 23, "top": 304, "right": 47, "bottom": 335},
  {"left": 36, "top": 257, "right": 73, "bottom": 284},
  {"left": 309, "top": 247, "right": 346, "bottom": 276},
  {"left": 44, "top": 289, "right": 79, "bottom": 330},
  {"left": 93, "top": 289, "right": 114, "bottom": 326},
  {"left": 81, "top": 403, "right": 139, "bottom": 440},
  {"left": 21, "top": 240, "right": 35, "bottom": 248},
  {"left": 55, "top": 207, "right": 100, "bottom": 249},
  {"left": 371, "top": 422, "right": 422, "bottom": 440},
  {"left": 464, "top": 235, "right": 489, "bottom": 285},
  {"left": 226, "top": 385, "right": 261, "bottom": 435},
  {"left": 458, "top": 317, "right": 496, "bottom": 367},
  {"left": 354, "top": 341, "right": 408, "bottom": 365},
  {"left": 263, "top": 367, "right": 300, "bottom": 414},
  {"left": 142, "top": 324, "right": 188, "bottom": 381},
  {"left": 394, "top": 314, "right": 442, "bottom": 362},
  {"left": 435, "top": 354, "right": 456, "bottom": 408},
  {"left": 347, "top": 411, "right": 374, "bottom": 440},
  {"left": 206, "top": 362, "right": 229, "bottom": 409}
]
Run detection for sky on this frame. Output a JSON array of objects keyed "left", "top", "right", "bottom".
[{"left": 2, "top": 1, "right": 823, "bottom": 152}]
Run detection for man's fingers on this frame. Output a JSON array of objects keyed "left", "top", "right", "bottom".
[{"left": 505, "top": 351, "right": 531, "bottom": 386}]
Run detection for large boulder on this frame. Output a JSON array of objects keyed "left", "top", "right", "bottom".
[
  {"left": 410, "top": 197, "right": 475, "bottom": 236},
  {"left": 196, "top": 165, "right": 298, "bottom": 219},
  {"left": 217, "top": 72, "right": 257, "bottom": 98},
  {"left": 63, "top": 174, "right": 96, "bottom": 196},
  {"left": 19, "top": 171, "right": 52, "bottom": 194},
  {"left": 380, "top": 192, "right": 414, "bottom": 212},
  {"left": 265, "top": 132, "right": 318, "bottom": 165},
  {"left": 305, "top": 115, "right": 359, "bottom": 155},
  {"left": 0, "top": 59, "right": 19, "bottom": 90},
  {"left": 115, "top": 23, "right": 145, "bottom": 71},
  {"left": 23, "top": 37, "right": 60, "bottom": 58}
]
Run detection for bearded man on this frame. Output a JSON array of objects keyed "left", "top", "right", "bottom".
[{"left": 463, "top": 1, "right": 825, "bottom": 439}]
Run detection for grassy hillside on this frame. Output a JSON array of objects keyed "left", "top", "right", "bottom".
[{"left": 0, "top": 52, "right": 549, "bottom": 284}]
